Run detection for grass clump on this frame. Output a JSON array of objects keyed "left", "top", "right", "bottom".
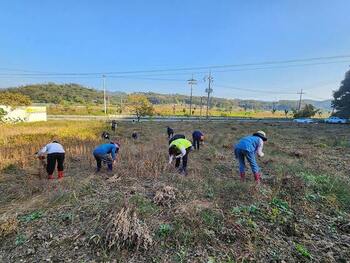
[
  {"left": 200, "top": 208, "right": 223, "bottom": 229},
  {"left": 0, "top": 216, "right": 18, "bottom": 237},
  {"left": 105, "top": 206, "right": 153, "bottom": 251},
  {"left": 157, "top": 223, "right": 173, "bottom": 238},
  {"left": 15, "top": 234, "right": 26, "bottom": 246},
  {"left": 19, "top": 211, "right": 43, "bottom": 223},
  {"left": 300, "top": 171, "right": 350, "bottom": 211},
  {"left": 295, "top": 243, "right": 312, "bottom": 259},
  {"left": 130, "top": 194, "right": 159, "bottom": 217}
]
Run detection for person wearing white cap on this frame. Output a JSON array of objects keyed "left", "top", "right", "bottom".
[{"left": 233, "top": 131, "right": 267, "bottom": 183}]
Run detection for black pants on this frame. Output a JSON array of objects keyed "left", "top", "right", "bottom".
[
  {"left": 175, "top": 147, "right": 191, "bottom": 170},
  {"left": 167, "top": 131, "right": 174, "bottom": 139},
  {"left": 47, "top": 153, "right": 65, "bottom": 175},
  {"left": 94, "top": 153, "right": 113, "bottom": 171},
  {"left": 193, "top": 136, "right": 200, "bottom": 150}
]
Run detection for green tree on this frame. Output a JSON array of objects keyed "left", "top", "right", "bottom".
[
  {"left": 332, "top": 70, "right": 350, "bottom": 118},
  {"left": 0, "top": 92, "right": 32, "bottom": 106},
  {"left": 128, "top": 95, "right": 154, "bottom": 121},
  {"left": 0, "top": 108, "right": 7, "bottom": 122},
  {"left": 293, "top": 104, "right": 319, "bottom": 118}
]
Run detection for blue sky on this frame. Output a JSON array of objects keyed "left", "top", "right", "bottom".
[{"left": 0, "top": 0, "right": 350, "bottom": 101}]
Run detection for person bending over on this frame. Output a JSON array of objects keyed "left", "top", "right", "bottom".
[
  {"left": 93, "top": 142, "right": 120, "bottom": 172},
  {"left": 168, "top": 138, "right": 193, "bottom": 175},
  {"left": 234, "top": 131, "right": 267, "bottom": 183}
]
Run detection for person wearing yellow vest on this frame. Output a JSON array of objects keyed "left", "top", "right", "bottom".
[{"left": 168, "top": 138, "right": 193, "bottom": 175}]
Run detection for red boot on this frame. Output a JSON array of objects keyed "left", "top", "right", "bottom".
[
  {"left": 254, "top": 173, "right": 261, "bottom": 183},
  {"left": 240, "top": 172, "right": 246, "bottom": 181},
  {"left": 58, "top": 171, "right": 64, "bottom": 179},
  {"left": 48, "top": 174, "right": 54, "bottom": 180}
]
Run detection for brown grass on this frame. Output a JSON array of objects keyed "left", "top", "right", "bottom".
[
  {"left": 105, "top": 206, "right": 153, "bottom": 251},
  {"left": 0, "top": 120, "right": 350, "bottom": 262}
]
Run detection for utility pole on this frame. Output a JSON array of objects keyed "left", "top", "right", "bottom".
[
  {"left": 297, "top": 89, "right": 305, "bottom": 111},
  {"left": 204, "top": 71, "right": 213, "bottom": 119},
  {"left": 120, "top": 96, "right": 123, "bottom": 114},
  {"left": 103, "top": 75, "right": 107, "bottom": 116},
  {"left": 199, "top": 97, "right": 203, "bottom": 120},
  {"left": 187, "top": 74, "right": 197, "bottom": 116}
]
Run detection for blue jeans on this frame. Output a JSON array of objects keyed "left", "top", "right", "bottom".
[{"left": 234, "top": 148, "right": 259, "bottom": 174}]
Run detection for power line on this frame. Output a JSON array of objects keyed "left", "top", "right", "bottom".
[
  {"left": 0, "top": 54, "right": 350, "bottom": 76},
  {"left": 216, "top": 84, "right": 296, "bottom": 95}
]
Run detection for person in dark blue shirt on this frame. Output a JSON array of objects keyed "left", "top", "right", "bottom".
[
  {"left": 167, "top": 126, "right": 174, "bottom": 139},
  {"left": 93, "top": 142, "right": 120, "bottom": 172},
  {"left": 192, "top": 130, "right": 204, "bottom": 150}
]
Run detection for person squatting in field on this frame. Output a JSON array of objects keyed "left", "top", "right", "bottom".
[
  {"left": 101, "top": 131, "right": 110, "bottom": 141},
  {"left": 168, "top": 134, "right": 185, "bottom": 144},
  {"left": 111, "top": 120, "right": 117, "bottom": 132},
  {"left": 234, "top": 131, "right": 267, "bottom": 183},
  {"left": 168, "top": 138, "right": 193, "bottom": 175},
  {"left": 166, "top": 126, "right": 174, "bottom": 139},
  {"left": 37, "top": 140, "right": 65, "bottom": 179},
  {"left": 93, "top": 142, "right": 120, "bottom": 172},
  {"left": 132, "top": 131, "right": 138, "bottom": 139},
  {"left": 192, "top": 130, "right": 204, "bottom": 150}
]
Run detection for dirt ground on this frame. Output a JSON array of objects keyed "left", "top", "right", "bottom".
[{"left": 0, "top": 121, "right": 350, "bottom": 262}]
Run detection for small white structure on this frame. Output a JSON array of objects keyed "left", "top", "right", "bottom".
[{"left": 0, "top": 105, "right": 47, "bottom": 122}]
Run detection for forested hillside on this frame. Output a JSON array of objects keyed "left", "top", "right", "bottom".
[{"left": 2, "top": 83, "right": 331, "bottom": 111}]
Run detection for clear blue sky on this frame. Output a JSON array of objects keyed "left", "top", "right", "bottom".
[{"left": 1, "top": 0, "right": 350, "bottom": 101}]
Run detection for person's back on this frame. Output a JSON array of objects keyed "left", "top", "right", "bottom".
[
  {"left": 93, "top": 143, "right": 116, "bottom": 155},
  {"left": 169, "top": 134, "right": 185, "bottom": 144},
  {"left": 43, "top": 142, "right": 65, "bottom": 154},
  {"left": 235, "top": 135, "right": 261, "bottom": 152},
  {"left": 170, "top": 138, "right": 192, "bottom": 149},
  {"left": 192, "top": 130, "right": 203, "bottom": 139}
]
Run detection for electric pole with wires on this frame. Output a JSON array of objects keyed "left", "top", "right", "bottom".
[
  {"left": 297, "top": 89, "right": 305, "bottom": 111},
  {"left": 204, "top": 71, "right": 213, "bottom": 119},
  {"left": 103, "top": 75, "right": 107, "bottom": 116},
  {"left": 187, "top": 74, "right": 197, "bottom": 116}
]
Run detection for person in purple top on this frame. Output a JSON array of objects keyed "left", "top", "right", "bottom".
[
  {"left": 192, "top": 130, "right": 204, "bottom": 150},
  {"left": 93, "top": 142, "right": 120, "bottom": 172},
  {"left": 234, "top": 131, "right": 267, "bottom": 183}
]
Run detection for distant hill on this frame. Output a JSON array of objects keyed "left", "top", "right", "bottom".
[{"left": 1, "top": 83, "right": 332, "bottom": 111}]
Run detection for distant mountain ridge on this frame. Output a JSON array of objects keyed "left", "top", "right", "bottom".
[{"left": 1, "top": 83, "right": 332, "bottom": 111}]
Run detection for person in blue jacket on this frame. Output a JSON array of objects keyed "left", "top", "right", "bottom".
[
  {"left": 192, "top": 130, "right": 204, "bottom": 150},
  {"left": 234, "top": 131, "right": 267, "bottom": 183},
  {"left": 93, "top": 142, "right": 120, "bottom": 172}
]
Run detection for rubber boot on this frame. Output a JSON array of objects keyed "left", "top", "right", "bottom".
[
  {"left": 58, "top": 171, "right": 64, "bottom": 179},
  {"left": 240, "top": 172, "right": 245, "bottom": 181},
  {"left": 254, "top": 173, "right": 261, "bottom": 183},
  {"left": 48, "top": 174, "right": 54, "bottom": 180},
  {"left": 107, "top": 163, "right": 113, "bottom": 171}
]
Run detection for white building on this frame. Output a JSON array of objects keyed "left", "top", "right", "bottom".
[{"left": 0, "top": 105, "right": 47, "bottom": 122}]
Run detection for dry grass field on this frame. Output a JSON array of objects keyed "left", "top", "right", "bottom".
[{"left": 0, "top": 120, "right": 349, "bottom": 262}]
